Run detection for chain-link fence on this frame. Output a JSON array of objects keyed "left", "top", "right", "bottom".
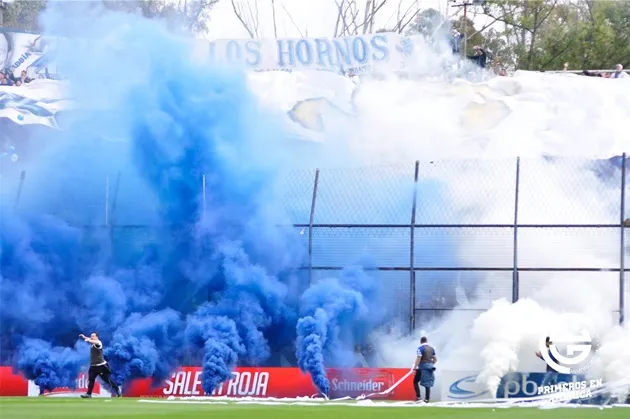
[
  {"left": 6, "top": 156, "right": 627, "bottom": 341},
  {"left": 279, "top": 156, "right": 628, "bottom": 333}
]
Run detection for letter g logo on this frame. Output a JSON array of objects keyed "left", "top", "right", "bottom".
[{"left": 540, "top": 330, "right": 592, "bottom": 374}]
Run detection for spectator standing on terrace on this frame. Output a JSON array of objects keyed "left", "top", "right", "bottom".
[
  {"left": 0, "top": 70, "right": 14, "bottom": 86},
  {"left": 20, "top": 70, "right": 33, "bottom": 84},
  {"left": 413, "top": 336, "right": 437, "bottom": 403},
  {"left": 467, "top": 46, "right": 487, "bottom": 69},
  {"left": 611, "top": 64, "right": 628, "bottom": 79},
  {"left": 451, "top": 29, "right": 464, "bottom": 55}
]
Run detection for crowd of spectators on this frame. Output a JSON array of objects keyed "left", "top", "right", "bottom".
[
  {"left": 578, "top": 64, "right": 629, "bottom": 79},
  {"left": 0, "top": 69, "right": 33, "bottom": 86}
]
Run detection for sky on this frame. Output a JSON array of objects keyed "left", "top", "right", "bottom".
[{"left": 204, "top": 0, "right": 461, "bottom": 39}]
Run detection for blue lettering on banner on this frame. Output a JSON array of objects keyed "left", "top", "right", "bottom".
[
  {"left": 11, "top": 52, "right": 32, "bottom": 71},
  {"left": 277, "top": 39, "right": 294, "bottom": 67},
  {"left": 333, "top": 38, "right": 351, "bottom": 66},
  {"left": 314, "top": 39, "right": 333, "bottom": 66},
  {"left": 352, "top": 37, "right": 368, "bottom": 64},
  {"left": 295, "top": 40, "right": 313, "bottom": 66},
  {"left": 207, "top": 34, "right": 396, "bottom": 70},
  {"left": 370, "top": 35, "right": 388, "bottom": 60},
  {"left": 244, "top": 40, "right": 261, "bottom": 66},
  {"left": 226, "top": 40, "right": 242, "bottom": 63}
]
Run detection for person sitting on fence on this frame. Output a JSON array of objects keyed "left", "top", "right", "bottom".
[{"left": 611, "top": 64, "right": 628, "bottom": 79}]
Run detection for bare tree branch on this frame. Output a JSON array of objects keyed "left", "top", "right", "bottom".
[
  {"left": 335, "top": 0, "right": 354, "bottom": 37},
  {"left": 231, "top": 0, "right": 256, "bottom": 38},
  {"left": 271, "top": 0, "right": 278, "bottom": 38},
  {"left": 281, "top": 3, "right": 305, "bottom": 37}
]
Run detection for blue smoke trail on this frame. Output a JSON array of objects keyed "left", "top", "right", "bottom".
[
  {"left": 296, "top": 261, "right": 385, "bottom": 396},
  {"left": 15, "top": 339, "right": 87, "bottom": 392}
]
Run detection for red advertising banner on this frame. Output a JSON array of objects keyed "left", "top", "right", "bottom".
[
  {"left": 0, "top": 366, "right": 417, "bottom": 400},
  {"left": 0, "top": 367, "right": 28, "bottom": 396},
  {"left": 126, "top": 367, "right": 416, "bottom": 400}
]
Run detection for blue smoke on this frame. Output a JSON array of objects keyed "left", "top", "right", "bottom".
[
  {"left": 0, "top": 4, "right": 304, "bottom": 394},
  {"left": 296, "top": 261, "right": 385, "bottom": 395},
  {"left": 15, "top": 339, "right": 87, "bottom": 392},
  {"left": 0, "top": 4, "right": 461, "bottom": 398}
]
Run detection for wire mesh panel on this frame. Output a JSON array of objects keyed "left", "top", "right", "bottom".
[
  {"left": 414, "top": 227, "right": 514, "bottom": 269},
  {"left": 518, "top": 227, "right": 620, "bottom": 269},
  {"left": 518, "top": 271, "right": 620, "bottom": 314},
  {"left": 414, "top": 270, "right": 513, "bottom": 311},
  {"left": 416, "top": 159, "right": 517, "bottom": 224},
  {"left": 312, "top": 226, "right": 409, "bottom": 267},
  {"left": 518, "top": 158, "right": 620, "bottom": 225},
  {"left": 314, "top": 164, "right": 415, "bottom": 225},
  {"left": 276, "top": 169, "right": 317, "bottom": 225}
]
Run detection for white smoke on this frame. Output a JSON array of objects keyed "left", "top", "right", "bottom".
[{"left": 247, "top": 35, "right": 630, "bottom": 398}]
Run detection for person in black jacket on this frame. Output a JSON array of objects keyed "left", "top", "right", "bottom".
[
  {"left": 79, "top": 332, "right": 122, "bottom": 398},
  {"left": 467, "top": 46, "right": 487, "bottom": 69}
]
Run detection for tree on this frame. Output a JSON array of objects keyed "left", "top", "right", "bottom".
[
  {"left": 405, "top": 8, "right": 446, "bottom": 37},
  {"left": 102, "top": 0, "right": 219, "bottom": 35},
  {"left": 481, "top": 0, "right": 560, "bottom": 69},
  {"left": 332, "top": 0, "right": 390, "bottom": 37},
  {"left": 451, "top": 15, "right": 485, "bottom": 55},
  {"left": 0, "top": 0, "right": 47, "bottom": 32},
  {"left": 231, "top": 0, "right": 260, "bottom": 39},
  {"left": 476, "top": 0, "right": 629, "bottom": 71}
]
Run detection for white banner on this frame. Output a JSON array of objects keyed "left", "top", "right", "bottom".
[
  {"left": 1, "top": 30, "right": 59, "bottom": 79},
  {"left": 1, "top": 31, "right": 416, "bottom": 129},
  {"left": 194, "top": 33, "right": 414, "bottom": 72},
  {"left": 3, "top": 30, "right": 414, "bottom": 77},
  {"left": 440, "top": 371, "right": 491, "bottom": 402}
]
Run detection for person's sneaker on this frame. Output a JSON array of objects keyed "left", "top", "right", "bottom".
[
  {"left": 115, "top": 388, "right": 122, "bottom": 398},
  {"left": 424, "top": 399, "right": 430, "bottom": 404},
  {"left": 80, "top": 394, "right": 92, "bottom": 399}
]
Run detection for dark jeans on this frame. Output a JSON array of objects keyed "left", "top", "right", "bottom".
[
  {"left": 87, "top": 363, "right": 119, "bottom": 395},
  {"left": 413, "top": 369, "right": 431, "bottom": 401},
  {"left": 541, "top": 370, "right": 559, "bottom": 388}
]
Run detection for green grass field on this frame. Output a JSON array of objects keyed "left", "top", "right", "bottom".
[{"left": 1, "top": 398, "right": 628, "bottom": 419}]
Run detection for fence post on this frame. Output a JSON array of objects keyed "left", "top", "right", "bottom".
[
  {"left": 202, "top": 174, "right": 207, "bottom": 215},
  {"left": 109, "top": 171, "right": 121, "bottom": 258},
  {"left": 410, "top": 161, "right": 420, "bottom": 334},
  {"left": 308, "top": 169, "right": 320, "bottom": 286},
  {"left": 13, "top": 170, "right": 26, "bottom": 213},
  {"left": 620, "top": 153, "right": 626, "bottom": 326},
  {"left": 512, "top": 157, "right": 521, "bottom": 303},
  {"left": 105, "top": 175, "right": 110, "bottom": 226}
]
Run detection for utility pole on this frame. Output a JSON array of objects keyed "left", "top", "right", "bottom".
[{"left": 450, "top": 0, "right": 484, "bottom": 56}]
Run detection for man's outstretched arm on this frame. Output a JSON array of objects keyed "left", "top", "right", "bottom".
[{"left": 79, "top": 334, "right": 101, "bottom": 346}]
